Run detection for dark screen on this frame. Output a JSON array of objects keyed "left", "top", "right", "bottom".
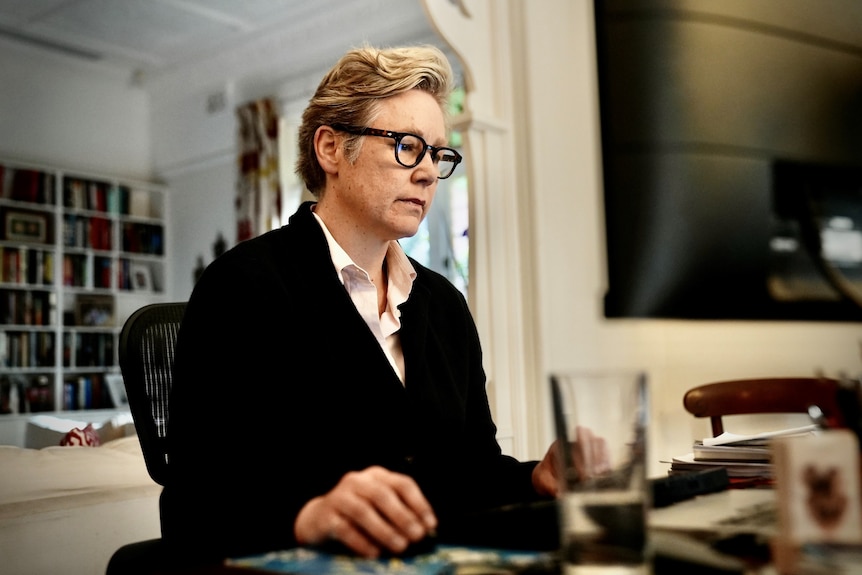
[{"left": 595, "top": 0, "right": 862, "bottom": 321}]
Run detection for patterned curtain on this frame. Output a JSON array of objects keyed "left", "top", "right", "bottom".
[{"left": 236, "top": 97, "right": 281, "bottom": 242}]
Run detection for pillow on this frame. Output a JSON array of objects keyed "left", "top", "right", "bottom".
[
  {"left": 60, "top": 423, "right": 100, "bottom": 446},
  {"left": 26, "top": 413, "right": 136, "bottom": 448}
]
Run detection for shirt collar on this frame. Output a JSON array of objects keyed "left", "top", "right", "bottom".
[{"left": 311, "top": 210, "right": 417, "bottom": 296}]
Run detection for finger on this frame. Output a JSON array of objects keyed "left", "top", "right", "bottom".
[
  {"left": 346, "top": 470, "right": 434, "bottom": 550},
  {"left": 535, "top": 441, "right": 561, "bottom": 496},
  {"left": 594, "top": 436, "right": 611, "bottom": 475},
  {"left": 384, "top": 471, "right": 438, "bottom": 531},
  {"left": 532, "top": 456, "right": 559, "bottom": 497},
  {"left": 575, "top": 426, "right": 595, "bottom": 478},
  {"left": 570, "top": 437, "right": 587, "bottom": 481},
  {"left": 379, "top": 490, "right": 432, "bottom": 545},
  {"left": 330, "top": 468, "right": 432, "bottom": 554},
  {"left": 327, "top": 513, "right": 346, "bottom": 541},
  {"left": 575, "top": 426, "right": 608, "bottom": 479},
  {"left": 328, "top": 513, "right": 383, "bottom": 558},
  {"left": 345, "top": 507, "right": 412, "bottom": 555},
  {"left": 294, "top": 489, "right": 389, "bottom": 556},
  {"left": 586, "top": 434, "right": 601, "bottom": 477}
]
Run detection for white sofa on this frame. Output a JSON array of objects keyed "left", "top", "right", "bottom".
[{"left": 0, "top": 416, "right": 161, "bottom": 575}]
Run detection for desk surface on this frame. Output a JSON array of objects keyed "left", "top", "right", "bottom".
[
  {"left": 170, "top": 489, "right": 837, "bottom": 575},
  {"left": 215, "top": 491, "right": 781, "bottom": 575},
  {"left": 650, "top": 488, "right": 778, "bottom": 575},
  {"left": 651, "top": 487, "right": 777, "bottom": 537},
  {"left": 651, "top": 488, "right": 862, "bottom": 575}
]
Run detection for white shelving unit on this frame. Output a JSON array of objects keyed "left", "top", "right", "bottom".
[{"left": 0, "top": 158, "right": 168, "bottom": 415}]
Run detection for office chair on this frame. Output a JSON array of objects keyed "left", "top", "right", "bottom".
[
  {"left": 106, "top": 301, "right": 186, "bottom": 575},
  {"left": 683, "top": 376, "right": 847, "bottom": 437}
]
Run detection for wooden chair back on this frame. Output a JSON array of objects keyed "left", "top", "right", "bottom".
[{"left": 683, "top": 377, "right": 844, "bottom": 437}]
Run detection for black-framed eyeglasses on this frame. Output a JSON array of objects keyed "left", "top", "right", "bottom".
[{"left": 332, "top": 124, "right": 462, "bottom": 179}]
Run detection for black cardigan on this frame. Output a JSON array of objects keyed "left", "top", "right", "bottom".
[{"left": 162, "top": 201, "right": 542, "bottom": 559}]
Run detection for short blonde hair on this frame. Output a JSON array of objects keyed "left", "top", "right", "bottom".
[{"left": 295, "top": 44, "right": 455, "bottom": 195}]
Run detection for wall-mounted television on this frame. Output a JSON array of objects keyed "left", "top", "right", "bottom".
[{"left": 594, "top": 0, "right": 862, "bottom": 321}]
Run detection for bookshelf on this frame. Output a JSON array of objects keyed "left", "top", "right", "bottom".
[{"left": 0, "top": 158, "right": 168, "bottom": 416}]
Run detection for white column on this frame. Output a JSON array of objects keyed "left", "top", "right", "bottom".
[{"left": 422, "top": 0, "right": 537, "bottom": 459}]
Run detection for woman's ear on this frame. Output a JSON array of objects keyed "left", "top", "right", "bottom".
[{"left": 314, "top": 125, "right": 340, "bottom": 175}]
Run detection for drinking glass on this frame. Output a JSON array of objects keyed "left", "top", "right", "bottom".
[{"left": 550, "top": 370, "right": 650, "bottom": 574}]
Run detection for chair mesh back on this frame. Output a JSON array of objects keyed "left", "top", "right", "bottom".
[{"left": 119, "top": 302, "right": 186, "bottom": 486}]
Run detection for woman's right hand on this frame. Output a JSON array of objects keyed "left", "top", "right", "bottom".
[
  {"left": 532, "top": 426, "right": 611, "bottom": 497},
  {"left": 294, "top": 466, "right": 437, "bottom": 558}
]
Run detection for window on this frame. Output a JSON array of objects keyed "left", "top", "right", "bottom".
[{"left": 400, "top": 169, "right": 469, "bottom": 296}]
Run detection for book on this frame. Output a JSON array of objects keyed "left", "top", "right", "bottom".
[
  {"left": 225, "top": 545, "right": 557, "bottom": 575},
  {"left": 667, "top": 453, "right": 773, "bottom": 479},
  {"left": 701, "top": 424, "right": 819, "bottom": 447},
  {"left": 692, "top": 441, "right": 771, "bottom": 463},
  {"left": 666, "top": 425, "right": 824, "bottom": 480}
]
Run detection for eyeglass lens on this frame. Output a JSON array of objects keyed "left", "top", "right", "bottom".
[{"left": 396, "top": 134, "right": 459, "bottom": 179}]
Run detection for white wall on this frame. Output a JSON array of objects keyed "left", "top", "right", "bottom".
[
  {"left": 515, "top": 0, "right": 862, "bottom": 474},
  {"left": 0, "top": 37, "right": 151, "bottom": 179},
  {"left": 423, "top": 0, "right": 862, "bottom": 476},
  {"left": 163, "top": 162, "right": 236, "bottom": 300}
]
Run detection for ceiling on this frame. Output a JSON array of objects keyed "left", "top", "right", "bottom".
[{"left": 0, "top": 0, "right": 441, "bottom": 90}]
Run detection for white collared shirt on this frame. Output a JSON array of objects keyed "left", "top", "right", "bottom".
[{"left": 312, "top": 211, "right": 416, "bottom": 385}]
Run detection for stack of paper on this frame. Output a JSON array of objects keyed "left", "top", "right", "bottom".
[{"left": 665, "top": 424, "right": 820, "bottom": 479}]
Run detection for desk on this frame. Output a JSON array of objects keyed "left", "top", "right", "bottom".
[
  {"left": 162, "top": 489, "right": 847, "bottom": 575},
  {"left": 651, "top": 487, "right": 777, "bottom": 538},
  {"left": 652, "top": 488, "right": 862, "bottom": 575},
  {"left": 651, "top": 488, "right": 777, "bottom": 574},
  {"left": 214, "top": 491, "right": 781, "bottom": 575}
]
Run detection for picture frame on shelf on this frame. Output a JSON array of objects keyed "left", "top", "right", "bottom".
[
  {"left": 3, "top": 210, "right": 47, "bottom": 243},
  {"left": 75, "top": 294, "right": 115, "bottom": 327},
  {"left": 130, "top": 263, "right": 153, "bottom": 292},
  {"left": 104, "top": 374, "right": 129, "bottom": 409}
]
